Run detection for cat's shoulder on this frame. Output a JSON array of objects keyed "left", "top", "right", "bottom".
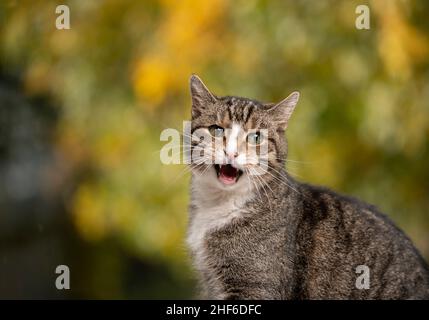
[{"left": 299, "top": 182, "right": 400, "bottom": 234}]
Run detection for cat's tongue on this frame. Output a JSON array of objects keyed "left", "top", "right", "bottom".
[{"left": 219, "top": 165, "right": 238, "bottom": 185}]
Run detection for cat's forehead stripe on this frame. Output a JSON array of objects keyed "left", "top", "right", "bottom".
[
  {"left": 243, "top": 104, "right": 255, "bottom": 124},
  {"left": 224, "top": 99, "right": 257, "bottom": 124},
  {"left": 227, "top": 105, "right": 233, "bottom": 122}
]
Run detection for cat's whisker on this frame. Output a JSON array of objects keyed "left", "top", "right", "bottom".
[
  {"left": 152, "top": 144, "right": 191, "bottom": 151},
  {"left": 248, "top": 167, "right": 268, "bottom": 202},
  {"left": 154, "top": 142, "right": 215, "bottom": 162},
  {"left": 274, "top": 157, "right": 315, "bottom": 163},
  {"left": 164, "top": 157, "right": 211, "bottom": 186},
  {"left": 252, "top": 170, "right": 273, "bottom": 213},
  {"left": 257, "top": 165, "right": 303, "bottom": 197},
  {"left": 256, "top": 171, "right": 276, "bottom": 196},
  {"left": 284, "top": 168, "right": 303, "bottom": 179},
  {"left": 285, "top": 158, "right": 315, "bottom": 164},
  {"left": 179, "top": 132, "right": 215, "bottom": 145},
  {"left": 267, "top": 167, "right": 301, "bottom": 194},
  {"left": 200, "top": 163, "right": 214, "bottom": 176},
  {"left": 245, "top": 168, "right": 264, "bottom": 203},
  {"left": 161, "top": 165, "right": 196, "bottom": 191}
]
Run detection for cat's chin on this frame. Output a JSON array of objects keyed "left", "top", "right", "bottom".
[{"left": 214, "top": 164, "right": 243, "bottom": 186}]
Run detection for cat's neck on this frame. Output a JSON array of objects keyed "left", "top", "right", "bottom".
[{"left": 191, "top": 174, "right": 252, "bottom": 210}]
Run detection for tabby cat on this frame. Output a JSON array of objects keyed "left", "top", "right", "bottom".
[{"left": 186, "top": 75, "right": 429, "bottom": 299}]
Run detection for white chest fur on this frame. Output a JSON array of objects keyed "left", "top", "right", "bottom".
[
  {"left": 187, "top": 198, "right": 242, "bottom": 254},
  {"left": 187, "top": 175, "right": 252, "bottom": 269}
]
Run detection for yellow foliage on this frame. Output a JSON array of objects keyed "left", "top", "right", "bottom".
[
  {"left": 132, "top": 0, "right": 227, "bottom": 106},
  {"left": 374, "top": 0, "right": 429, "bottom": 80},
  {"left": 73, "top": 183, "right": 108, "bottom": 242},
  {"left": 133, "top": 55, "right": 172, "bottom": 106}
]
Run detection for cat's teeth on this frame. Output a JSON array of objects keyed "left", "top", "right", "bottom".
[{"left": 217, "top": 164, "right": 242, "bottom": 185}]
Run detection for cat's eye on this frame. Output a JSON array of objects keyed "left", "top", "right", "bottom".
[
  {"left": 208, "top": 125, "right": 224, "bottom": 137},
  {"left": 247, "top": 131, "right": 263, "bottom": 145}
]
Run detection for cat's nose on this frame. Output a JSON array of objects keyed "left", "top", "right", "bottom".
[{"left": 225, "top": 150, "right": 238, "bottom": 160}]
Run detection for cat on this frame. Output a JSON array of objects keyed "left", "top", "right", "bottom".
[{"left": 186, "top": 74, "right": 429, "bottom": 299}]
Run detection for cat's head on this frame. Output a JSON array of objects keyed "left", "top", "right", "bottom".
[{"left": 189, "top": 74, "right": 299, "bottom": 191}]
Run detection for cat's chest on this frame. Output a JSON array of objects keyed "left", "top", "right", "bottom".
[{"left": 186, "top": 198, "right": 244, "bottom": 263}]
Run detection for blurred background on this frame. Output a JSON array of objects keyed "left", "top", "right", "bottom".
[{"left": 0, "top": 0, "right": 428, "bottom": 299}]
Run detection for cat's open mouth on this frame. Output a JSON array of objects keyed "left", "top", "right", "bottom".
[{"left": 214, "top": 164, "right": 243, "bottom": 185}]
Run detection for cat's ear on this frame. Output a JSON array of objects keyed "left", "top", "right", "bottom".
[
  {"left": 190, "top": 74, "right": 217, "bottom": 118},
  {"left": 268, "top": 91, "right": 300, "bottom": 129}
]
